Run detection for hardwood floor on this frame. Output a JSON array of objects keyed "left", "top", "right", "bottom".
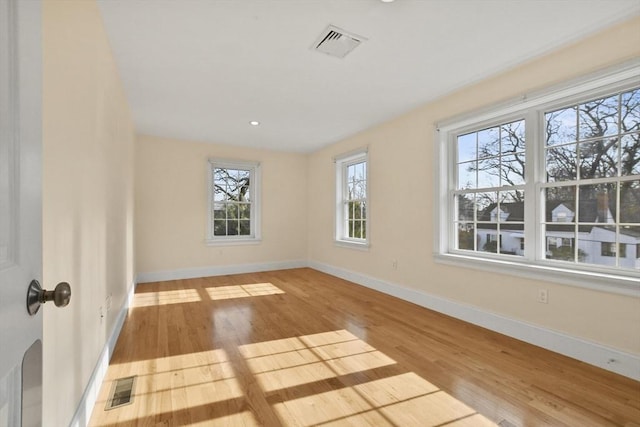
[{"left": 88, "top": 268, "right": 640, "bottom": 426}]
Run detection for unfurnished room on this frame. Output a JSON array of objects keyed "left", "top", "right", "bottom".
[{"left": 0, "top": 0, "right": 639, "bottom": 426}]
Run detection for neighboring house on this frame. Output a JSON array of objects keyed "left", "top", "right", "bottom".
[{"left": 476, "top": 194, "right": 640, "bottom": 269}]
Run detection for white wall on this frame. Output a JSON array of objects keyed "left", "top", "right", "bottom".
[
  {"left": 307, "top": 17, "right": 640, "bottom": 357},
  {"left": 42, "top": 1, "right": 135, "bottom": 426},
  {"left": 135, "top": 135, "right": 307, "bottom": 277}
]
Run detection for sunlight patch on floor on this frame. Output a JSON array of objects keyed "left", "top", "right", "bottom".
[
  {"left": 241, "top": 330, "right": 497, "bottom": 427},
  {"left": 206, "top": 283, "right": 284, "bottom": 300},
  {"left": 185, "top": 411, "right": 260, "bottom": 426},
  {"left": 94, "top": 349, "right": 243, "bottom": 426},
  {"left": 133, "top": 289, "right": 201, "bottom": 307},
  {"left": 239, "top": 330, "right": 396, "bottom": 393}
]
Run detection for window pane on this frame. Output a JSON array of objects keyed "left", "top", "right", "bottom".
[
  {"left": 457, "top": 223, "right": 475, "bottom": 251},
  {"left": 477, "top": 157, "right": 499, "bottom": 188},
  {"left": 545, "top": 186, "right": 576, "bottom": 222},
  {"left": 457, "top": 133, "right": 476, "bottom": 162},
  {"left": 480, "top": 231, "right": 498, "bottom": 253},
  {"left": 500, "top": 223, "right": 524, "bottom": 256},
  {"left": 214, "top": 181, "right": 228, "bottom": 201},
  {"left": 229, "top": 169, "right": 241, "bottom": 198},
  {"left": 621, "top": 226, "right": 640, "bottom": 267},
  {"left": 347, "top": 201, "right": 355, "bottom": 220},
  {"left": 361, "top": 201, "right": 367, "bottom": 220},
  {"left": 213, "top": 203, "right": 226, "bottom": 220},
  {"left": 499, "top": 190, "right": 524, "bottom": 221},
  {"left": 213, "top": 220, "right": 226, "bottom": 236},
  {"left": 621, "top": 88, "right": 640, "bottom": 133},
  {"left": 578, "top": 226, "right": 616, "bottom": 268},
  {"left": 353, "top": 201, "right": 362, "bottom": 219},
  {"left": 226, "top": 204, "right": 240, "bottom": 220},
  {"left": 620, "top": 180, "right": 640, "bottom": 223},
  {"left": 477, "top": 127, "right": 500, "bottom": 158},
  {"left": 501, "top": 155, "right": 525, "bottom": 186},
  {"left": 545, "top": 107, "right": 577, "bottom": 146},
  {"left": 476, "top": 192, "right": 497, "bottom": 222},
  {"left": 239, "top": 204, "right": 251, "bottom": 220},
  {"left": 239, "top": 220, "right": 250, "bottom": 235},
  {"left": 456, "top": 194, "right": 475, "bottom": 221},
  {"left": 500, "top": 119, "right": 525, "bottom": 154},
  {"left": 238, "top": 174, "right": 250, "bottom": 202},
  {"left": 457, "top": 161, "right": 476, "bottom": 189},
  {"left": 544, "top": 225, "right": 577, "bottom": 261},
  {"left": 579, "top": 95, "right": 618, "bottom": 140},
  {"left": 361, "top": 220, "right": 366, "bottom": 239},
  {"left": 348, "top": 220, "right": 354, "bottom": 238},
  {"left": 353, "top": 220, "right": 362, "bottom": 239},
  {"left": 353, "top": 180, "right": 366, "bottom": 200},
  {"left": 546, "top": 144, "right": 577, "bottom": 182},
  {"left": 227, "top": 220, "right": 238, "bottom": 236},
  {"left": 347, "top": 164, "right": 356, "bottom": 184},
  {"left": 578, "top": 183, "right": 616, "bottom": 224},
  {"left": 355, "top": 162, "right": 365, "bottom": 181},
  {"left": 579, "top": 139, "right": 618, "bottom": 179},
  {"left": 621, "top": 133, "right": 640, "bottom": 176}
]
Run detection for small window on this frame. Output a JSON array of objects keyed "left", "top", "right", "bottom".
[
  {"left": 335, "top": 149, "right": 369, "bottom": 248},
  {"left": 207, "top": 159, "right": 261, "bottom": 244}
]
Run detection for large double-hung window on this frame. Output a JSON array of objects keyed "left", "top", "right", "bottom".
[{"left": 436, "top": 64, "right": 640, "bottom": 293}]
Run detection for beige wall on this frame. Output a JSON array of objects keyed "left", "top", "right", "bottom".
[
  {"left": 42, "top": 1, "right": 136, "bottom": 426},
  {"left": 135, "top": 135, "right": 307, "bottom": 274},
  {"left": 307, "top": 17, "right": 640, "bottom": 355}
]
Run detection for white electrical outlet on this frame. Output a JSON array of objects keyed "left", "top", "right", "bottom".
[
  {"left": 106, "top": 294, "right": 112, "bottom": 312},
  {"left": 538, "top": 289, "right": 549, "bottom": 304}
]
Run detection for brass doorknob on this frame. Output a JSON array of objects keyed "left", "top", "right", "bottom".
[{"left": 26, "top": 280, "right": 72, "bottom": 315}]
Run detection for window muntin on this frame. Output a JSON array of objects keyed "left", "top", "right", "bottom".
[
  {"left": 208, "top": 160, "right": 260, "bottom": 243},
  {"left": 442, "top": 75, "right": 640, "bottom": 280},
  {"left": 335, "top": 150, "right": 368, "bottom": 246}
]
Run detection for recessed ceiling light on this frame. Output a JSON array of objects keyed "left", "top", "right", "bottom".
[
  {"left": 249, "top": 121, "right": 260, "bottom": 126},
  {"left": 381, "top": 0, "right": 395, "bottom": 2}
]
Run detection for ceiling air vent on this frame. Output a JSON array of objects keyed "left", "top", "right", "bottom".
[{"left": 312, "top": 25, "right": 368, "bottom": 59}]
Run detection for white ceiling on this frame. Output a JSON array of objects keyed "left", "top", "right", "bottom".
[{"left": 97, "top": 0, "right": 640, "bottom": 152}]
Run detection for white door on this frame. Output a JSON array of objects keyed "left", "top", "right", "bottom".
[{"left": 0, "top": 0, "right": 43, "bottom": 426}]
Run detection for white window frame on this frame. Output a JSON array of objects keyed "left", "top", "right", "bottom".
[
  {"left": 335, "top": 148, "right": 369, "bottom": 249},
  {"left": 434, "top": 61, "right": 640, "bottom": 296},
  {"left": 206, "top": 158, "right": 261, "bottom": 245}
]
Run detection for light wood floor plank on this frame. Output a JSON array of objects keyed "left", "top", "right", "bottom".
[{"left": 89, "top": 268, "right": 640, "bottom": 426}]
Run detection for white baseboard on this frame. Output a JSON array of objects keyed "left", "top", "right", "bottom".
[
  {"left": 136, "top": 259, "right": 307, "bottom": 283},
  {"left": 308, "top": 260, "right": 640, "bottom": 381},
  {"left": 69, "top": 281, "right": 136, "bottom": 427}
]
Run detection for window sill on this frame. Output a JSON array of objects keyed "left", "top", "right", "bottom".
[
  {"left": 434, "top": 252, "right": 640, "bottom": 297},
  {"left": 205, "top": 238, "right": 262, "bottom": 247},
  {"left": 334, "top": 239, "right": 370, "bottom": 251}
]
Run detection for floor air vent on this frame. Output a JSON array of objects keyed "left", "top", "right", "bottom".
[
  {"left": 312, "top": 25, "right": 367, "bottom": 58},
  {"left": 105, "top": 376, "right": 136, "bottom": 410}
]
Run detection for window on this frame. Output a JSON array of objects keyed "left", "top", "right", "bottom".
[
  {"left": 436, "top": 64, "right": 640, "bottom": 292},
  {"left": 207, "top": 159, "right": 261, "bottom": 244},
  {"left": 455, "top": 119, "right": 525, "bottom": 255},
  {"left": 335, "top": 149, "right": 368, "bottom": 247},
  {"left": 602, "top": 242, "right": 628, "bottom": 258}
]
